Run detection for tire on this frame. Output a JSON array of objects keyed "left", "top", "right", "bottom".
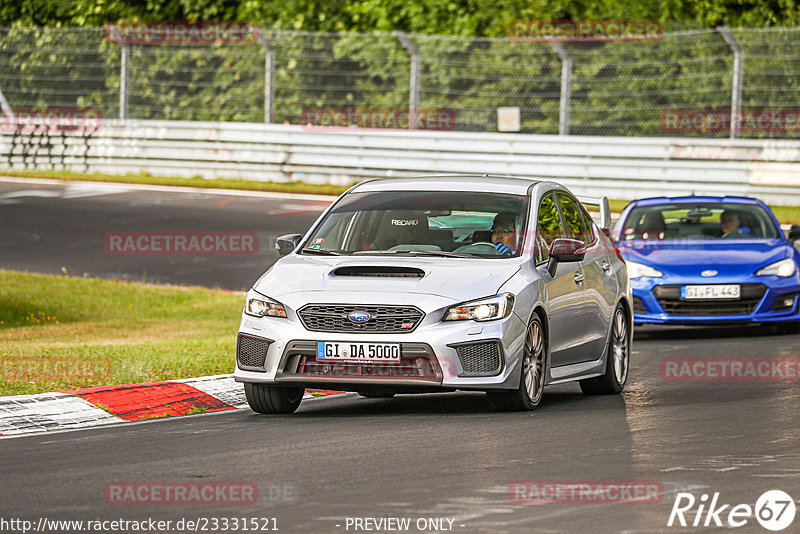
[
  {"left": 580, "top": 304, "right": 630, "bottom": 395},
  {"left": 357, "top": 391, "right": 396, "bottom": 398},
  {"left": 488, "top": 314, "right": 546, "bottom": 411},
  {"left": 244, "top": 383, "right": 304, "bottom": 414}
]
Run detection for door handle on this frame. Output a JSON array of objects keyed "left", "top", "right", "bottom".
[
  {"left": 601, "top": 261, "right": 611, "bottom": 273},
  {"left": 573, "top": 271, "right": 584, "bottom": 285}
]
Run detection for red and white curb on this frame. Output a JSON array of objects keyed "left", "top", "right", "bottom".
[{"left": 0, "top": 375, "right": 344, "bottom": 437}]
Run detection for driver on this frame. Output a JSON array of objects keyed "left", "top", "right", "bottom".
[
  {"left": 491, "top": 213, "right": 517, "bottom": 254},
  {"left": 720, "top": 210, "right": 748, "bottom": 238}
]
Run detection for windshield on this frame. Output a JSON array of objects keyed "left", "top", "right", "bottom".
[
  {"left": 619, "top": 202, "right": 781, "bottom": 241},
  {"left": 302, "top": 190, "right": 529, "bottom": 257}
]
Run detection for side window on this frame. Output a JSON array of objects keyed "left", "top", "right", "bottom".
[
  {"left": 557, "top": 194, "right": 589, "bottom": 243},
  {"left": 536, "top": 194, "right": 565, "bottom": 263},
  {"left": 578, "top": 206, "right": 596, "bottom": 245}
]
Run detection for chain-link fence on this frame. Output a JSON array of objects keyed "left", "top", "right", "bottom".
[{"left": 1, "top": 26, "right": 800, "bottom": 138}]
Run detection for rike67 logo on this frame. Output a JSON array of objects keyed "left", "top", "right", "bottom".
[{"left": 668, "top": 490, "right": 796, "bottom": 531}]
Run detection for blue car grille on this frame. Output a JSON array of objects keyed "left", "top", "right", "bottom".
[{"left": 653, "top": 284, "right": 766, "bottom": 316}]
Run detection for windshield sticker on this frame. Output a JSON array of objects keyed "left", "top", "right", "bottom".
[{"left": 313, "top": 238, "right": 325, "bottom": 244}]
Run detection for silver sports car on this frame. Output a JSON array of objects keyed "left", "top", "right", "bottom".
[{"left": 235, "top": 175, "right": 632, "bottom": 413}]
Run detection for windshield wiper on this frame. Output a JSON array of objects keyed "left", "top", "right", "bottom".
[
  {"left": 353, "top": 249, "right": 477, "bottom": 258},
  {"left": 404, "top": 250, "right": 477, "bottom": 258},
  {"left": 300, "top": 248, "right": 346, "bottom": 255}
]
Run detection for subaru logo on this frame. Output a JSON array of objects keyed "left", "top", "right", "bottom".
[
  {"left": 701, "top": 270, "right": 719, "bottom": 277},
  {"left": 348, "top": 311, "right": 371, "bottom": 323}
]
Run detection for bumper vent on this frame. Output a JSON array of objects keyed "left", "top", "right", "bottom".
[
  {"left": 455, "top": 341, "right": 503, "bottom": 376},
  {"left": 237, "top": 334, "right": 270, "bottom": 370},
  {"left": 298, "top": 304, "right": 424, "bottom": 333},
  {"left": 772, "top": 292, "right": 799, "bottom": 312},
  {"left": 632, "top": 297, "right": 647, "bottom": 314},
  {"left": 653, "top": 284, "right": 766, "bottom": 316}
]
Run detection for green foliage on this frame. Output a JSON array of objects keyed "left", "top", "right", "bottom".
[
  {"left": 1, "top": 3, "right": 799, "bottom": 137},
  {"left": 2, "top": 0, "right": 800, "bottom": 31}
]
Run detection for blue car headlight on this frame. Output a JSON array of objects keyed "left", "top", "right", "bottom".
[
  {"left": 627, "top": 261, "right": 663, "bottom": 279},
  {"left": 755, "top": 258, "right": 796, "bottom": 278}
]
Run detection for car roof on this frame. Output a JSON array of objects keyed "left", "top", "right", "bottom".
[
  {"left": 351, "top": 174, "right": 541, "bottom": 195},
  {"left": 630, "top": 195, "right": 762, "bottom": 207}
]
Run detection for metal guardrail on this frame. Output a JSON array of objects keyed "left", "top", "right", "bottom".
[{"left": 2, "top": 119, "right": 800, "bottom": 204}]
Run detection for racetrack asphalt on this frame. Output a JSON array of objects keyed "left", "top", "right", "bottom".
[{"left": 1, "top": 177, "right": 799, "bottom": 533}]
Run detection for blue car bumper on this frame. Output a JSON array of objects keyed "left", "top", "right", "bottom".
[{"left": 631, "top": 275, "right": 800, "bottom": 325}]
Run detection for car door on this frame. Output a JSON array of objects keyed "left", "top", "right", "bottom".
[
  {"left": 536, "top": 193, "right": 592, "bottom": 368},
  {"left": 572, "top": 199, "right": 616, "bottom": 361}
]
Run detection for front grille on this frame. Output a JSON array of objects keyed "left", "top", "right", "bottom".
[
  {"left": 633, "top": 297, "right": 647, "bottom": 314},
  {"left": 455, "top": 342, "right": 503, "bottom": 376},
  {"left": 237, "top": 334, "right": 270, "bottom": 370},
  {"left": 654, "top": 284, "right": 766, "bottom": 316},
  {"left": 298, "top": 304, "right": 424, "bottom": 333}
]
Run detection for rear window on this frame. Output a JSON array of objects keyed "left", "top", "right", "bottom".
[{"left": 620, "top": 203, "right": 780, "bottom": 241}]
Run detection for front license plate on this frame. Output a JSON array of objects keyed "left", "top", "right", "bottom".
[
  {"left": 316, "top": 342, "right": 401, "bottom": 362},
  {"left": 681, "top": 284, "right": 741, "bottom": 300}
]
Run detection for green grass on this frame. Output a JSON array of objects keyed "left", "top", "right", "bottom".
[
  {"left": 4, "top": 169, "right": 800, "bottom": 224},
  {"left": 0, "top": 270, "right": 242, "bottom": 396}
]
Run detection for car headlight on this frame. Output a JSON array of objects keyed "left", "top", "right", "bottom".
[
  {"left": 756, "top": 258, "right": 796, "bottom": 278},
  {"left": 245, "top": 296, "right": 287, "bottom": 318},
  {"left": 443, "top": 293, "right": 515, "bottom": 322},
  {"left": 626, "top": 261, "right": 663, "bottom": 279}
]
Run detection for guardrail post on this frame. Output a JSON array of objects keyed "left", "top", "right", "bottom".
[
  {"left": 718, "top": 27, "right": 744, "bottom": 139},
  {"left": 397, "top": 32, "right": 421, "bottom": 130},
  {"left": 119, "top": 43, "right": 130, "bottom": 120},
  {"left": 258, "top": 31, "right": 275, "bottom": 124},
  {"left": 549, "top": 41, "right": 572, "bottom": 136}
]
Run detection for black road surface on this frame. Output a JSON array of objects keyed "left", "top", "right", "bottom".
[
  {"left": 0, "top": 179, "right": 330, "bottom": 290},
  {"left": 1, "top": 178, "right": 799, "bottom": 533}
]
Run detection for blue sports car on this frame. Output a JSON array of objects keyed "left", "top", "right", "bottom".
[{"left": 612, "top": 195, "right": 800, "bottom": 326}]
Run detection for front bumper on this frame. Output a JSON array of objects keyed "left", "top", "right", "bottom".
[
  {"left": 233, "top": 306, "right": 527, "bottom": 391},
  {"left": 631, "top": 275, "right": 800, "bottom": 325}
]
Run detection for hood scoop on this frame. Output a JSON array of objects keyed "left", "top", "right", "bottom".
[{"left": 331, "top": 266, "right": 425, "bottom": 278}]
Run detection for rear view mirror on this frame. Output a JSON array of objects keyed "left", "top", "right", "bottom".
[
  {"left": 547, "top": 238, "right": 586, "bottom": 277},
  {"left": 276, "top": 234, "right": 303, "bottom": 256}
]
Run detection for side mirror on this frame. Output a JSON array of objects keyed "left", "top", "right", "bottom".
[
  {"left": 547, "top": 238, "right": 586, "bottom": 277},
  {"left": 788, "top": 225, "right": 800, "bottom": 241},
  {"left": 276, "top": 234, "right": 303, "bottom": 256}
]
